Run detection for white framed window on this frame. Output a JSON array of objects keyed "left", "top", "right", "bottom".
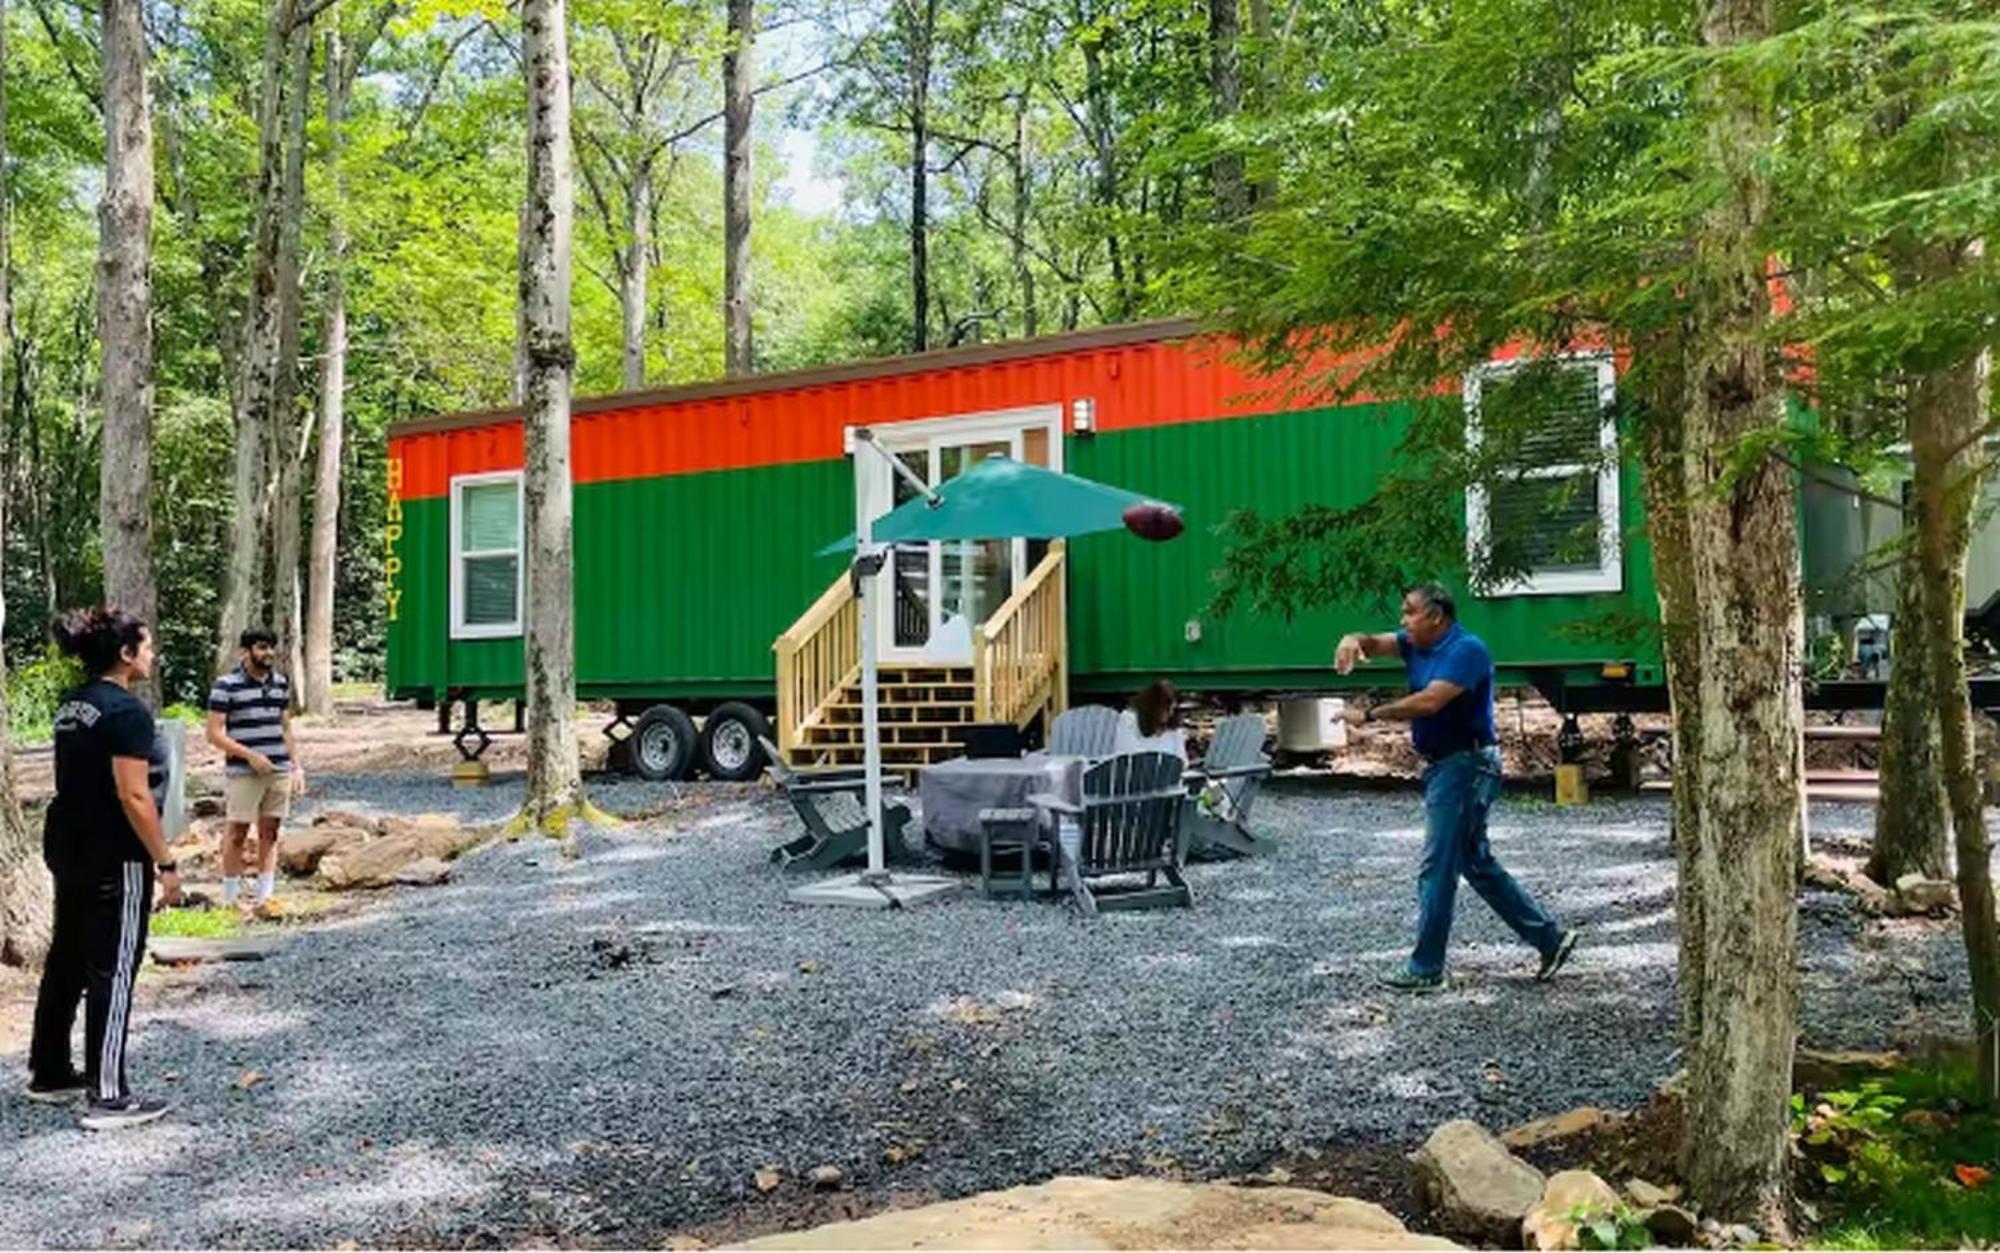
[
  {"left": 449, "top": 471, "right": 524, "bottom": 639},
  {"left": 1464, "top": 353, "right": 1623, "bottom": 597}
]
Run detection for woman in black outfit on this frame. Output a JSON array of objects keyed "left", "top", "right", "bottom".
[{"left": 25, "top": 607, "right": 181, "bottom": 1130}]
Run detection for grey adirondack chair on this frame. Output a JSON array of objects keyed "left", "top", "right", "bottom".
[
  {"left": 1029, "top": 751, "right": 1191, "bottom": 915},
  {"left": 758, "top": 736, "right": 913, "bottom": 870},
  {"left": 1183, "top": 712, "right": 1276, "bottom": 858},
  {"left": 1047, "top": 705, "right": 1121, "bottom": 758}
]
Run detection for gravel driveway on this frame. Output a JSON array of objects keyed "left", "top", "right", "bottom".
[{"left": 0, "top": 776, "right": 1982, "bottom": 1248}]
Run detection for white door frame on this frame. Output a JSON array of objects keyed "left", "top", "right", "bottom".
[{"left": 854, "top": 404, "right": 1064, "bottom": 664}]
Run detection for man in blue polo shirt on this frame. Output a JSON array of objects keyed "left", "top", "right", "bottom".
[{"left": 1336, "top": 582, "right": 1576, "bottom": 991}]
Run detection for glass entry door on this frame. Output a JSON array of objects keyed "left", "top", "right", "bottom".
[{"left": 871, "top": 409, "right": 1060, "bottom": 664}]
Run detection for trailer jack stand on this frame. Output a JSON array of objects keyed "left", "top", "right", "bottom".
[{"left": 451, "top": 696, "right": 493, "bottom": 787}]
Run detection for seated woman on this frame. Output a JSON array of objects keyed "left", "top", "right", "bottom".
[{"left": 1114, "top": 679, "right": 1188, "bottom": 763}]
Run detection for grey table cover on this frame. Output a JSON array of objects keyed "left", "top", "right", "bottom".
[{"left": 919, "top": 753, "right": 1086, "bottom": 852}]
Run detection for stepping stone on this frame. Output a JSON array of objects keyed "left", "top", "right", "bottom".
[{"left": 149, "top": 935, "right": 283, "bottom": 964}]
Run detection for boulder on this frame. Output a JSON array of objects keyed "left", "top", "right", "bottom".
[
  {"left": 415, "top": 821, "right": 488, "bottom": 862},
  {"left": 1894, "top": 874, "right": 1956, "bottom": 914},
  {"left": 1794, "top": 1047, "right": 1903, "bottom": 1092},
  {"left": 1623, "top": 1178, "right": 1678, "bottom": 1209},
  {"left": 1499, "top": 1106, "right": 1610, "bottom": 1151},
  {"left": 1410, "top": 1119, "right": 1545, "bottom": 1245},
  {"left": 737, "top": 1176, "right": 1457, "bottom": 1249},
  {"left": 393, "top": 857, "right": 454, "bottom": 887},
  {"left": 319, "top": 833, "right": 424, "bottom": 890},
  {"left": 1521, "top": 1171, "right": 1621, "bottom": 1251},
  {"left": 1644, "top": 1205, "right": 1698, "bottom": 1246},
  {"left": 278, "top": 826, "right": 371, "bottom": 876},
  {"left": 379, "top": 812, "right": 460, "bottom": 838},
  {"left": 313, "top": 809, "right": 383, "bottom": 834},
  {"left": 807, "top": 1164, "right": 845, "bottom": 1190}
]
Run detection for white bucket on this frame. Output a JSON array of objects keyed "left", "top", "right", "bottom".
[{"left": 1277, "top": 697, "right": 1349, "bottom": 752}]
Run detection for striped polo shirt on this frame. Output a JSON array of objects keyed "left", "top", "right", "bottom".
[{"left": 208, "top": 666, "right": 292, "bottom": 777}]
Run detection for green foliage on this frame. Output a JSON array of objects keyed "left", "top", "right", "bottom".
[
  {"left": 1793, "top": 1063, "right": 2000, "bottom": 1248},
  {"left": 1569, "top": 1203, "right": 1653, "bottom": 1251},
  {"left": 4, "top": 649, "right": 84, "bottom": 746},
  {"left": 149, "top": 906, "right": 246, "bottom": 940}
]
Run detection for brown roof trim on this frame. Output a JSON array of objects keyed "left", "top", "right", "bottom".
[{"left": 387, "top": 318, "right": 1207, "bottom": 439}]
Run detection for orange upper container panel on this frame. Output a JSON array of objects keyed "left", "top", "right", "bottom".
[{"left": 388, "top": 320, "right": 1329, "bottom": 501}]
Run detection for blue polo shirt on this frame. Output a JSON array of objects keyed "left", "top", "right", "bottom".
[{"left": 1396, "top": 623, "right": 1497, "bottom": 761}]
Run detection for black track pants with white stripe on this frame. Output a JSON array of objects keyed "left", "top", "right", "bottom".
[{"left": 29, "top": 863, "right": 153, "bottom": 1100}]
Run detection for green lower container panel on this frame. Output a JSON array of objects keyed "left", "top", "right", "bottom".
[{"left": 387, "top": 404, "right": 1665, "bottom": 704}]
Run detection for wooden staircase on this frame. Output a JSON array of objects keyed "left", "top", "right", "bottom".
[
  {"left": 791, "top": 666, "right": 978, "bottom": 768},
  {"left": 774, "top": 542, "right": 1068, "bottom": 771}
]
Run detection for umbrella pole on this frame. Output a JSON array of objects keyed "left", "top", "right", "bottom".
[{"left": 858, "top": 518, "right": 887, "bottom": 881}]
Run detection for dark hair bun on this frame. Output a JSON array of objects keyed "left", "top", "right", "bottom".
[{"left": 51, "top": 605, "right": 149, "bottom": 677}]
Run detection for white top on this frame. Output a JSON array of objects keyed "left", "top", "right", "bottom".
[{"left": 1113, "top": 709, "right": 1188, "bottom": 763}]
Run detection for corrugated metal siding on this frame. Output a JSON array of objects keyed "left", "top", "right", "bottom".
[
  {"left": 1066, "top": 406, "right": 1660, "bottom": 685},
  {"left": 392, "top": 334, "right": 1287, "bottom": 501}
]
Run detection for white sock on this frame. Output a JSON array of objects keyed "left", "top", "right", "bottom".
[
  {"left": 256, "top": 872, "right": 276, "bottom": 903},
  {"left": 222, "top": 876, "right": 241, "bottom": 905}
]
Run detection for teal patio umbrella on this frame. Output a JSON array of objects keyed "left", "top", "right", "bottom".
[
  {"left": 787, "top": 436, "right": 1183, "bottom": 911},
  {"left": 817, "top": 454, "right": 1182, "bottom": 554}
]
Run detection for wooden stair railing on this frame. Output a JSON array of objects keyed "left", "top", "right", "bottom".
[
  {"left": 974, "top": 541, "right": 1068, "bottom": 730},
  {"left": 773, "top": 573, "right": 858, "bottom": 759}
]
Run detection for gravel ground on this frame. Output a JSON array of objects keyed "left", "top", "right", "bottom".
[{"left": 0, "top": 774, "right": 1987, "bottom": 1248}]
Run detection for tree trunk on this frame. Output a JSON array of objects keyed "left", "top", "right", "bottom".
[
  {"left": 722, "top": 0, "right": 754, "bottom": 375},
  {"left": 1676, "top": 0, "right": 1801, "bottom": 1224},
  {"left": 1011, "top": 94, "right": 1035, "bottom": 338},
  {"left": 0, "top": 0, "right": 48, "bottom": 970},
  {"left": 1908, "top": 331, "right": 2000, "bottom": 1104},
  {"left": 97, "top": 0, "right": 157, "bottom": 706},
  {"left": 217, "top": 0, "right": 299, "bottom": 673},
  {"left": 1206, "top": 0, "right": 1246, "bottom": 220},
  {"left": 1633, "top": 336, "right": 1709, "bottom": 1045},
  {"left": 619, "top": 163, "right": 650, "bottom": 391},
  {"left": 269, "top": 20, "right": 313, "bottom": 692},
  {"left": 1245, "top": 0, "right": 1272, "bottom": 205},
  {"left": 907, "top": 0, "right": 934, "bottom": 354},
  {"left": 1868, "top": 548, "right": 1951, "bottom": 885},
  {"left": 514, "top": 0, "right": 586, "bottom": 836},
  {"left": 304, "top": 16, "right": 349, "bottom": 718}
]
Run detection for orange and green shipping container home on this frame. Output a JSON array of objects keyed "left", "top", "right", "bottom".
[{"left": 387, "top": 319, "right": 1985, "bottom": 780}]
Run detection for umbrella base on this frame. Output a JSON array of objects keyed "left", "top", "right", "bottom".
[{"left": 786, "top": 872, "right": 967, "bottom": 910}]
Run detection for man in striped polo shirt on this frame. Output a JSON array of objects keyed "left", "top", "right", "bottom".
[{"left": 206, "top": 628, "right": 305, "bottom": 916}]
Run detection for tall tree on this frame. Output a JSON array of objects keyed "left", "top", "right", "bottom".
[
  {"left": 1668, "top": 0, "right": 1802, "bottom": 1219},
  {"left": 305, "top": 5, "right": 374, "bottom": 716},
  {"left": 722, "top": 0, "right": 754, "bottom": 373},
  {"left": 515, "top": 0, "right": 588, "bottom": 835},
  {"left": 269, "top": 19, "right": 314, "bottom": 690},
  {"left": 97, "top": 0, "right": 156, "bottom": 704},
  {"left": 1206, "top": 0, "right": 1245, "bottom": 219},
  {"left": 216, "top": 0, "right": 302, "bottom": 670},
  {"left": 904, "top": 0, "right": 937, "bottom": 351},
  {"left": 1869, "top": 550, "right": 1950, "bottom": 885},
  {"left": 0, "top": 0, "right": 49, "bottom": 969}
]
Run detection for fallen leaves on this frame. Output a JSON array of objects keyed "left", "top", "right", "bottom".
[{"left": 1954, "top": 1164, "right": 1991, "bottom": 1190}]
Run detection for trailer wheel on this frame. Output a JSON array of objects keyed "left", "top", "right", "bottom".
[
  {"left": 700, "top": 703, "right": 772, "bottom": 781},
  {"left": 630, "top": 705, "right": 697, "bottom": 781}
]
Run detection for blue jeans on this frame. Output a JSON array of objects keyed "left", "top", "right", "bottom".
[{"left": 1409, "top": 746, "right": 1562, "bottom": 978}]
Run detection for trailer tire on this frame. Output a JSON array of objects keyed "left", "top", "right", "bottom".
[
  {"left": 630, "top": 705, "right": 697, "bottom": 782},
  {"left": 700, "top": 703, "right": 772, "bottom": 781}
]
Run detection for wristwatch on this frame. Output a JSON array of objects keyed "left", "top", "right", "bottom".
[{"left": 156, "top": 860, "right": 178, "bottom": 875}]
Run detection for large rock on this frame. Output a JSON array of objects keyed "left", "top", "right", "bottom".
[
  {"left": 312, "top": 809, "right": 384, "bottom": 833},
  {"left": 1645, "top": 1205, "right": 1698, "bottom": 1246},
  {"left": 319, "top": 833, "right": 424, "bottom": 890},
  {"left": 734, "top": 1176, "right": 1457, "bottom": 1249},
  {"left": 393, "top": 857, "right": 454, "bottom": 887},
  {"left": 1894, "top": 874, "right": 1956, "bottom": 914},
  {"left": 1521, "top": 1171, "right": 1621, "bottom": 1251},
  {"left": 1499, "top": 1106, "right": 1611, "bottom": 1151},
  {"left": 415, "top": 821, "right": 488, "bottom": 862},
  {"left": 278, "top": 825, "right": 371, "bottom": 876},
  {"left": 1410, "top": 1120, "right": 1545, "bottom": 1245}
]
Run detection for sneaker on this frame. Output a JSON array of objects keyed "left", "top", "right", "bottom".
[
  {"left": 1377, "top": 964, "right": 1447, "bottom": 993},
  {"left": 1537, "top": 930, "right": 1579, "bottom": 982},
  {"left": 78, "top": 1095, "right": 171, "bottom": 1130},
  {"left": 23, "top": 1077, "right": 88, "bottom": 1104}
]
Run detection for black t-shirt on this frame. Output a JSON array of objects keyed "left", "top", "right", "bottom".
[{"left": 42, "top": 679, "right": 163, "bottom": 879}]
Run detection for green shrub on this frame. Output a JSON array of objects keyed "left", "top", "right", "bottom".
[{"left": 6, "top": 647, "right": 84, "bottom": 745}]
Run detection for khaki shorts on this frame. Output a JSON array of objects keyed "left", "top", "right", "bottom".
[{"left": 225, "top": 771, "right": 293, "bottom": 824}]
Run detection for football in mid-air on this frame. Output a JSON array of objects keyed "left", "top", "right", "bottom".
[{"left": 1122, "top": 501, "right": 1184, "bottom": 542}]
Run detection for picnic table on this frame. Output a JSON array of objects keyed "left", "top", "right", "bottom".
[{"left": 919, "top": 753, "right": 1087, "bottom": 853}]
